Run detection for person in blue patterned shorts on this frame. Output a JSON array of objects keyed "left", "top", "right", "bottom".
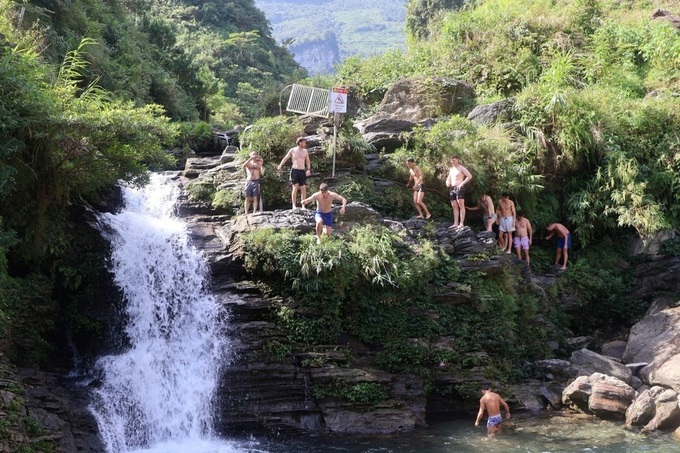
[{"left": 475, "top": 383, "right": 511, "bottom": 436}]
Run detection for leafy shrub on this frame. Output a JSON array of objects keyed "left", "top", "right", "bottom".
[
  {"left": 263, "top": 340, "right": 293, "bottom": 361},
  {"left": 212, "top": 188, "right": 240, "bottom": 213},
  {"left": 557, "top": 238, "right": 645, "bottom": 334},
  {"left": 185, "top": 181, "right": 215, "bottom": 203},
  {"left": 313, "top": 379, "right": 389, "bottom": 405},
  {"left": 239, "top": 115, "right": 305, "bottom": 161},
  {"left": 659, "top": 236, "right": 680, "bottom": 257}
]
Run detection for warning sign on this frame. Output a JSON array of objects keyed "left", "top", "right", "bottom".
[{"left": 328, "top": 87, "right": 348, "bottom": 113}]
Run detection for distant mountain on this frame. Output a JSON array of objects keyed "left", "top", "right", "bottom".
[{"left": 254, "top": 0, "right": 406, "bottom": 74}]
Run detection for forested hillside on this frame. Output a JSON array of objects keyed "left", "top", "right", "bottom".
[
  {"left": 18, "top": 0, "right": 305, "bottom": 122},
  {"left": 255, "top": 0, "right": 406, "bottom": 73},
  {"left": 333, "top": 0, "right": 680, "bottom": 244},
  {"left": 0, "top": 0, "right": 303, "bottom": 368}
]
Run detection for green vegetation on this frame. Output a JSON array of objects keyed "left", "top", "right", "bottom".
[
  {"left": 0, "top": 0, "right": 304, "bottom": 369},
  {"left": 241, "top": 225, "right": 555, "bottom": 385},
  {"left": 314, "top": 379, "right": 389, "bottom": 406},
  {"left": 333, "top": 0, "right": 680, "bottom": 244}
]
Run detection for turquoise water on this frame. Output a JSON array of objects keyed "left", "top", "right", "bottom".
[
  {"left": 127, "top": 415, "right": 680, "bottom": 453},
  {"left": 259, "top": 415, "right": 680, "bottom": 452}
]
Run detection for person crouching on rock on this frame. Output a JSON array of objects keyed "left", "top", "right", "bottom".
[{"left": 302, "top": 183, "right": 347, "bottom": 244}]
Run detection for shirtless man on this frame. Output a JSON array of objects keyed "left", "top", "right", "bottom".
[
  {"left": 242, "top": 150, "right": 263, "bottom": 214},
  {"left": 545, "top": 222, "right": 571, "bottom": 270},
  {"left": 405, "top": 157, "right": 431, "bottom": 220},
  {"left": 475, "top": 383, "right": 511, "bottom": 436},
  {"left": 513, "top": 211, "right": 532, "bottom": 265},
  {"left": 496, "top": 193, "right": 516, "bottom": 253},
  {"left": 301, "top": 183, "right": 347, "bottom": 244},
  {"left": 467, "top": 193, "right": 496, "bottom": 232},
  {"left": 445, "top": 156, "right": 473, "bottom": 229},
  {"left": 278, "top": 137, "right": 311, "bottom": 209}
]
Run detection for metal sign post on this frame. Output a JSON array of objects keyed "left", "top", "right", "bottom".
[{"left": 328, "top": 87, "right": 348, "bottom": 179}]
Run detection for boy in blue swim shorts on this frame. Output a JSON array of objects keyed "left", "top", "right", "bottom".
[
  {"left": 301, "top": 183, "right": 347, "bottom": 244},
  {"left": 475, "top": 383, "right": 511, "bottom": 436},
  {"left": 545, "top": 222, "right": 571, "bottom": 270}
]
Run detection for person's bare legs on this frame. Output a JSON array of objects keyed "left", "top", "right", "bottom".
[
  {"left": 416, "top": 192, "right": 430, "bottom": 218},
  {"left": 486, "top": 218, "right": 494, "bottom": 232},
  {"left": 300, "top": 185, "right": 308, "bottom": 209},
  {"left": 555, "top": 248, "right": 563, "bottom": 267},
  {"left": 515, "top": 244, "right": 522, "bottom": 260},
  {"left": 324, "top": 225, "right": 333, "bottom": 237},
  {"left": 561, "top": 247, "right": 568, "bottom": 269},
  {"left": 315, "top": 219, "right": 324, "bottom": 243},
  {"left": 245, "top": 197, "right": 252, "bottom": 215},
  {"left": 450, "top": 201, "right": 460, "bottom": 227},
  {"left": 413, "top": 191, "right": 424, "bottom": 217},
  {"left": 291, "top": 184, "right": 299, "bottom": 209},
  {"left": 253, "top": 195, "right": 259, "bottom": 213},
  {"left": 524, "top": 249, "right": 531, "bottom": 266},
  {"left": 457, "top": 199, "right": 466, "bottom": 226}
]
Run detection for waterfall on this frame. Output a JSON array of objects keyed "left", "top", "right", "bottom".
[{"left": 89, "top": 174, "right": 238, "bottom": 453}]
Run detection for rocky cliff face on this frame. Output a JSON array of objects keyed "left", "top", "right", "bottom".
[
  {"left": 288, "top": 32, "right": 341, "bottom": 75},
  {"left": 177, "top": 148, "right": 514, "bottom": 435}
]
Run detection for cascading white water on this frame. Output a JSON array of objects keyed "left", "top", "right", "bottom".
[{"left": 89, "top": 174, "right": 240, "bottom": 453}]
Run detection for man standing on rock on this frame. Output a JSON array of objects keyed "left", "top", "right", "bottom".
[
  {"left": 302, "top": 183, "right": 347, "bottom": 244},
  {"left": 242, "top": 150, "right": 263, "bottom": 214},
  {"left": 475, "top": 383, "right": 511, "bottom": 436},
  {"left": 513, "top": 211, "right": 532, "bottom": 265},
  {"left": 405, "top": 157, "right": 431, "bottom": 220},
  {"left": 545, "top": 222, "right": 571, "bottom": 270},
  {"left": 496, "top": 192, "right": 516, "bottom": 253},
  {"left": 445, "top": 156, "right": 473, "bottom": 229},
  {"left": 278, "top": 137, "right": 311, "bottom": 209}
]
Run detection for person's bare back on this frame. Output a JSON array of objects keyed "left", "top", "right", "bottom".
[
  {"left": 475, "top": 385, "right": 511, "bottom": 436},
  {"left": 546, "top": 222, "right": 569, "bottom": 238}
]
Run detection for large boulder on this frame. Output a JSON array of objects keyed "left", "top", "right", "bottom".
[
  {"left": 562, "top": 373, "right": 635, "bottom": 419},
  {"left": 355, "top": 77, "right": 475, "bottom": 152},
  {"left": 467, "top": 98, "right": 516, "bottom": 125},
  {"left": 626, "top": 386, "right": 680, "bottom": 432},
  {"left": 631, "top": 256, "right": 680, "bottom": 300},
  {"left": 627, "top": 229, "right": 676, "bottom": 256},
  {"left": 569, "top": 348, "right": 633, "bottom": 384},
  {"left": 371, "top": 76, "right": 475, "bottom": 123},
  {"left": 623, "top": 306, "right": 680, "bottom": 392}
]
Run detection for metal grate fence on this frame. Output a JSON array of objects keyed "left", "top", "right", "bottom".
[{"left": 286, "top": 84, "right": 330, "bottom": 118}]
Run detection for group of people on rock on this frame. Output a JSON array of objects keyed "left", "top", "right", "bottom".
[
  {"left": 241, "top": 139, "right": 571, "bottom": 268},
  {"left": 241, "top": 137, "right": 346, "bottom": 245},
  {"left": 404, "top": 156, "right": 571, "bottom": 269}
]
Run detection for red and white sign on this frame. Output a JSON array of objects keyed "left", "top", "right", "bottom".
[{"left": 328, "top": 87, "right": 348, "bottom": 113}]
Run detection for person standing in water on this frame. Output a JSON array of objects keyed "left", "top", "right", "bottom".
[
  {"left": 475, "top": 383, "right": 511, "bottom": 436},
  {"left": 405, "top": 157, "right": 431, "bottom": 220},
  {"left": 278, "top": 137, "right": 311, "bottom": 209}
]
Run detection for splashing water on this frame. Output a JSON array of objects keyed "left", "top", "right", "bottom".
[{"left": 90, "top": 174, "right": 240, "bottom": 453}]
